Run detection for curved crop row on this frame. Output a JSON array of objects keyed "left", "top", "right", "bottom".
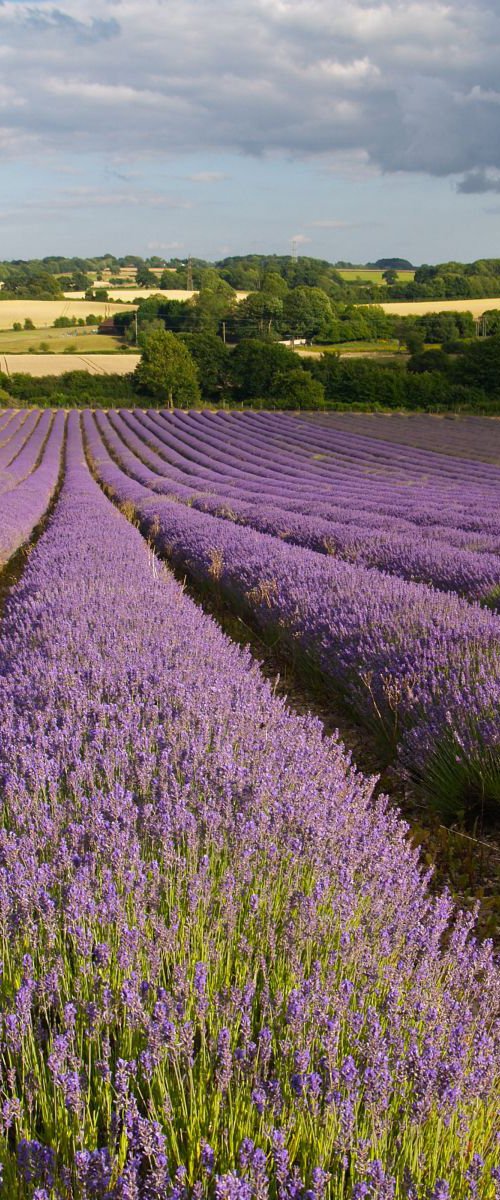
[
  {"left": 0, "top": 410, "right": 25, "bottom": 445},
  {"left": 0, "top": 410, "right": 40, "bottom": 474},
  {"left": 0, "top": 412, "right": 498, "bottom": 1197},
  {"left": 144, "top": 409, "right": 500, "bottom": 555},
  {"left": 0, "top": 410, "right": 54, "bottom": 495},
  {"left": 84, "top": 410, "right": 500, "bottom": 821},
  {"left": 101, "top": 410, "right": 500, "bottom": 605},
  {"left": 0, "top": 411, "right": 65, "bottom": 568}
]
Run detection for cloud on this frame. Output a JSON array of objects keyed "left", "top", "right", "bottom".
[
  {"left": 457, "top": 169, "right": 500, "bottom": 194},
  {"left": 0, "top": 187, "right": 194, "bottom": 218},
  {"left": 187, "top": 171, "right": 229, "bottom": 183},
  {"left": 0, "top": 0, "right": 499, "bottom": 181},
  {"left": 147, "top": 240, "right": 185, "bottom": 251},
  {"left": 309, "top": 219, "right": 354, "bottom": 229},
  {"left": 21, "top": 7, "right": 120, "bottom": 43},
  {"left": 43, "top": 79, "right": 176, "bottom": 107}
]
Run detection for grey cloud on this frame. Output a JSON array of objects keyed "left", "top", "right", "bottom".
[
  {"left": 23, "top": 6, "right": 120, "bottom": 42},
  {"left": 457, "top": 169, "right": 500, "bottom": 193},
  {"left": 0, "top": 0, "right": 500, "bottom": 178}
]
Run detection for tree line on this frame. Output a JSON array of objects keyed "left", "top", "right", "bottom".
[
  {"left": 1, "top": 329, "right": 500, "bottom": 414},
  {"left": 120, "top": 286, "right": 493, "bottom": 348},
  {"left": 4, "top": 253, "right": 500, "bottom": 304}
]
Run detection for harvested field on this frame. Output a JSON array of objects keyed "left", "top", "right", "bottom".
[
  {"left": 0, "top": 299, "right": 129, "bottom": 329},
  {"left": 374, "top": 297, "right": 500, "bottom": 316},
  {"left": 65, "top": 288, "right": 250, "bottom": 302},
  {"left": 0, "top": 352, "right": 140, "bottom": 376}
]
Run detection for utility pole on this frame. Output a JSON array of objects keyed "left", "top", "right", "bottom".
[
  {"left": 186, "top": 256, "right": 194, "bottom": 291},
  {"left": 291, "top": 238, "right": 298, "bottom": 262}
]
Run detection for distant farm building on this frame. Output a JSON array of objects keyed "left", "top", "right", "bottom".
[{"left": 98, "top": 317, "right": 120, "bottom": 336}]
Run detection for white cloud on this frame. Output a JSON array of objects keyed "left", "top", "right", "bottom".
[
  {"left": 147, "top": 240, "right": 185, "bottom": 251},
  {"left": 187, "top": 171, "right": 230, "bottom": 183},
  {"left": 0, "top": 0, "right": 498, "bottom": 181},
  {"left": 309, "top": 220, "right": 354, "bottom": 229}
]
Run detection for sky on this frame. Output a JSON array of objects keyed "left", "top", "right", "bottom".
[{"left": 1, "top": 0, "right": 500, "bottom": 264}]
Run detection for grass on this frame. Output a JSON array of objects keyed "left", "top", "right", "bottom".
[
  {"left": 312, "top": 339, "right": 402, "bottom": 354},
  {"left": 337, "top": 269, "right": 415, "bottom": 283}
]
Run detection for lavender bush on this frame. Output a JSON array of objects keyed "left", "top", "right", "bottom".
[
  {"left": 0, "top": 410, "right": 40, "bottom": 478},
  {"left": 0, "top": 411, "right": 65, "bottom": 567},
  {"left": 96, "top": 408, "right": 500, "bottom": 606},
  {"left": 0, "top": 411, "right": 54, "bottom": 495},
  {"left": 84, "top": 411, "right": 500, "bottom": 821},
  {"left": 0, "top": 413, "right": 498, "bottom": 1197}
]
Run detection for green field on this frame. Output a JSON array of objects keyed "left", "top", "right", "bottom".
[
  {"left": 0, "top": 327, "right": 127, "bottom": 354},
  {"left": 301, "top": 339, "right": 402, "bottom": 355},
  {"left": 337, "top": 269, "right": 415, "bottom": 283}
]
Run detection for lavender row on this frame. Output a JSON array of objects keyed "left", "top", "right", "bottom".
[
  {"left": 100, "top": 410, "right": 500, "bottom": 605},
  {"left": 124, "top": 408, "right": 500, "bottom": 551},
  {"left": 0, "top": 411, "right": 65, "bottom": 568},
  {"left": 233, "top": 408, "right": 500, "bottom": 501},
  {"left": 150, "top": 408, "right": 500, "bottom": 532},
  {"left": 85, "top": 410, "right": 500, "bottom": 821},
  {"left": 0, "top": 410, "right": 25, "bottom": 447},
  {"left": 0, "top": 413, "right": 498, "bottom": 1196},
  {"left": 0, "top": 408, "right": 16, "bottom": 432},
  {"left": 129, "top": 407, "right": 499, "bottom": 542},
  {"left": 0, "top": 409, "right": 39, "bottom": 473},
  {"left": 0, "top": 410, "right": 54, "bottom": 495},
  {"left": 143, "top": 409, "right": 500, "bottom": 556},
  {"left": 242, "top": 408, "right": 500, "bottom": 488},
  {"left": 210, "top": 410, "right": 500, "bottom": 535}
]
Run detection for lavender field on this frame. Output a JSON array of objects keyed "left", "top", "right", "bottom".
[{"left": 0, "top": 408, "right": 499, "bottom": 1198}]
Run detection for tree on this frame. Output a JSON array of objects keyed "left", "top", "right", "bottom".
[
  {"left": 136, "top": 265, "right": 158, "bottom": 288},
  {"left": 373, "top": 258, "right": 413, "bottom": 270},
  {"left": 191, "top": 272, "right": 236, "bottom": 333},
  {"left": 230, "top": 339, "right": 299, "bottom": 399},
  {"left": 67, "top": 270, "right": 92, "bottom": 292},
  {"left": 235, "top": 292, "right": 283, "bottom": 338},
  {"left": 382, "top": 269, "right": 398, "bottom": 285},
  {"left": 404, "top": 328, "right": 426, "bottom": 356},
  {"left": 282, "top": 287, "right": 332, "bottom": 339},
  {"left": 86, "top": 287, "right": 109, "bottom": 302},
  {"left": 179, "top": 333, "right": 232, "bottom": 400},
  {"left": 271, "top": 369, "right": 325, "bottom": 409},
  {"left": 452, "top": 334, "right": 500, "bottom": 393},
  {"left": 1, "top": 268, "right": 64, "bottom": 299},
  {"left": 134, "top": 329, "right": 201, "bottom": 409},
  {"left": 260, "top": 271, "right": 289, "bottom": 298}
]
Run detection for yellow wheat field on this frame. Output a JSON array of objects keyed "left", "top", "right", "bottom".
[
  {"left": 0, "top": 353, "right": 140, "bottom": 377},
  {"left": 64, "top": 289, "right": 250, "bottom": 303},
  {"left": 0, "top": 300, "right": 132, "bottom": 330},
  {"left": 372, "top": 298, "right": 500, "bottom": 317}
]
